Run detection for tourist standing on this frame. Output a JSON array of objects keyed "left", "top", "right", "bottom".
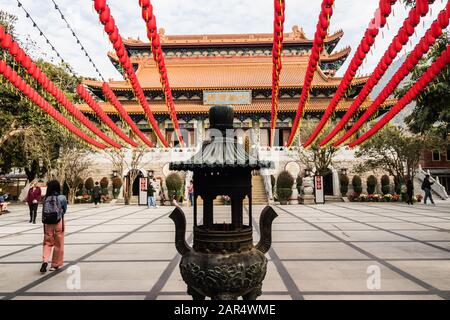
[
  {"left": 0, "top": 189, "right": 10, "bottom": 214},
  {"left": 188, "top": 180, "right": 194, "bottom": 207},
  {"left": 27, "top": 182, "right": 42, "bottom": 223},
  {"left": 40, "top": 180, "right": 67, "bottom": 273},
  {"left": 92, "top": 182, "right": 102, "bottom": 207},
  {"left": 147, "top": 180, "right": 156, "bottom": 209},
  {"left": 421, "top": 175, "right": 435, "bottom": 205},
  {"left": 406, "top": 179, "right": 414, "bottom": 205}
]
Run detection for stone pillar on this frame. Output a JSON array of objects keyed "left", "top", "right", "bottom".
[
  {"left": 332, "top": 168, "right": 340, "bottom": 197},
  {"left": 300, "top": 176, "right": 315, "bottom": 205}
]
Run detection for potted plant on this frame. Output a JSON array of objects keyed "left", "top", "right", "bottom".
[
  {"left": 84, "top": 177, "right": 94, "bottom": 195},
  {"left": 276, "top": 170, "right": 294, "bottom": 205},
  {"left": 112, "top": 177, "right": 123, "bottom": 199},
  {"left": 381, "top": 175, "right": 390, "bottom": 195},
  {"left": 339, "top": 174, "right": 349, "bottom": 197},
  {"left": 416, "top": 194, "right": 423, "bottom": 203},
  {"left": 100, "top": 177, "right": 109, "bottom": 195},
  {"left": 352, "top": 175, "right": 362, "bottom": 195},
  {"left": 384, "top": 194, "right": 393, "bottom": 202},
  {"left": 367, "top": 175, "right": 377, "bottom": 195},
  {"left": 166, "top": 173, "right": 183, "bottom": 205}
]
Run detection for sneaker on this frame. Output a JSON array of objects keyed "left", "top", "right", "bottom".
[
  {"left": 40, "top": 262, "right": 48, "bottom": 273},
  {"left": 49, "top": 266, "right": 59, "bottom": 271}
]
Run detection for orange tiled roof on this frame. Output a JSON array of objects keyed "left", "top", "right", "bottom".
[
  {"left": 77, "top": 98, "right": 397, "bottom": 115},
  {"left": 85, "top": 55, "right": 368, "bottom": 90},
  {"left": 122, "top": 27, "right": 343, "bottom": 47}
]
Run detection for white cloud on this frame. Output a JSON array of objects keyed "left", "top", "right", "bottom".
[{"left": 0, "top": 0, "right": 447, "bottom": 81}]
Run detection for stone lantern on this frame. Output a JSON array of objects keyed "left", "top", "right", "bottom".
[{"left": 169, "top": 106, "right": 277, "bottom": 300}]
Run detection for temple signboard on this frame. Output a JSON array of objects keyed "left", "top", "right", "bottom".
[{"left": 203, "top": 90, "right": 252, "bottom": 106}]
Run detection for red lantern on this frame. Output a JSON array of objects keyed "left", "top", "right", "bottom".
[
  {"left": 99, "top": 6, "right": 111, "bottom": 24},
  {"left": 1, "top": 34, "right": 12, "bottom": 49},
  {"left": 94, "top": 0, "right": 107, "bottom": 13}
]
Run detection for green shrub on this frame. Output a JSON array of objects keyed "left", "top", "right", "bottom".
[
  {"left": 276, "top": 171, "right": 294, "bottom": 202},
  {"left": 352, "top": 175, "right": 362, "bottom": 195},
  {"left": 381, "top": 175, "right": 390, "bottom": 195},
  {"left": 84, "top": 177, "right": 94, "bottom": 192},
  {"left": 100, "top": 177, "right": 109, "bottom": 189},
  {"left": 166, "top": 173, "right": 183, "bottom": 200},
  {"left": 367, "top": 175, "right": 377, "bottom": 195},
  {"left": 339, "top": 174, "right": 349, "bottom": 196},
  {"left": 296, "top": 176, "right": 303, "bottom": 194}
]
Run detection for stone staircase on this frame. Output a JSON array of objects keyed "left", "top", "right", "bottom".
[
  {"left": 246, "top": 174, "right": 269, "bottom": 205},
  {"left": 325, "top": 195, "right": 344, "bottom": 203}
]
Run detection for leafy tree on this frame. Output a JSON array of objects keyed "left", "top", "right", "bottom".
[
  {"left": 355, "top": 125, "right": 444, "bottom": 184},
  {"left": 398, "top": 1, "right": 450, "bottom": 136}
]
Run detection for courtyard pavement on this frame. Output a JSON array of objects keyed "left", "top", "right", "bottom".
[{"left": 0, "top": 201, "right": 449, "bottom": 300}]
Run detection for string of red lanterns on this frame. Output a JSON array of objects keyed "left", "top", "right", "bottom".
[
  {"left": 94, "top": 0, "right": 169, "bottom": 147},
  {"left": 138, "top": 0, "right": 185, "bottom": 147},
  {"left": 302, "top": 0, "right": 398, "bottom": 148},
  {"left": 334, "top": 5, "right": 450, "bottom": 147},
  {"left": 0, "top": 25, "right": 122, "bottom": 149},
  {"left": 102, "top": 82, "right": 155, "bottom": 147},
  {"left": 0, "top": 60, "right": 106, "bottom": 149},
  {"left": 76, "top": 84, "right": 139, "bottom": 147},
  {"left": 319, "top": 0, "right": 435, "bottom": 147},
  {"left": 269, "top": 0, "right": 286, "bottom": 147},
  {"left": 348, "top": 43, "right": 450, "bottom": 148},
  {"left": 286, "top": 0, "right": 335, "bottom": 147}
]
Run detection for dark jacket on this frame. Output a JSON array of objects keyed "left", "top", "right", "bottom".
[
  {"left": 147, "top": 183, "right": 155, "bottom": 197},
  {"left": 421, "top": 178, "right": 434, "bottom": 190},
  {"left": 406, "top": 181, "right": 414, "bottom": 196},
  {"left": 27, "top": 187, "right": 42, "bottom": 205},
  {"left": 93, "top": 186, "right": 102, "bottom": 198}
]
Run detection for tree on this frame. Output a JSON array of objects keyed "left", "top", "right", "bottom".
[
  {"left": 63, "top": 150, "right": 93, "bottom": 204},
  {"left": 398, "top": 1, "right": 450, "bottom": 136},
  {"left": 297, "top": 120, "right": 338, "bottom": 175},
  {"left": 354, "top": 125, "right": 443, "bottom": 184}
]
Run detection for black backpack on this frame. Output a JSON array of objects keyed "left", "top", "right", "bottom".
[{"left": 42, "top": 195, "right": 63, "bottom": 224}]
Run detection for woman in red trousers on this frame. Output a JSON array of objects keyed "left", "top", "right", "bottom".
[{"left": 40, "top": 180, "right": 67, "bottom": 273}]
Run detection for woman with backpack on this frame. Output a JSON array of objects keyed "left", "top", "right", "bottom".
[{"left": 40, "top": 180, "right": 67, "bottom": 273}]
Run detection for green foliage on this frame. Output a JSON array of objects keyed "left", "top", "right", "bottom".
[
  {"left": 100, "top": 177, "right": 109, "bottom": 189},
  {"left": 381, "top": 175, "right": 391, "bottom": 195},
  {"left": 276, "top": 171, "right": 294, "bottom": 189},
  {"left": 112, "top": 177, "right": 123, "bottom": 188},
  {"left": 367, "top": 175, "right": 377, "bottom": 195},
  {"left": 166, "top": 173, "right": 183, "bottom": 193},
  {"left": 352, "top": 175, "right": 362, "bottom": 195},
  {"left": 277, "top": 188, "right": 293, "bottom": 202},
  {"left": 84, "top": 177, "right": 94, "bottom": 191},
  {"left": 339, "top": 174, "right": 349, "bottom": 196}
]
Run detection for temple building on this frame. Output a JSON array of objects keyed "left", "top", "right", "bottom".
[
  {"left": 80, "top": 26, "right": 395, "bottom": 148},
  {"left": 76, "top": 26, "right": 404, "bottom": 203}
]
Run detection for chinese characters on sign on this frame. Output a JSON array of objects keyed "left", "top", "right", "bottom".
[{"left": 203, "top": 91, "right": 252, "bottom": 106}]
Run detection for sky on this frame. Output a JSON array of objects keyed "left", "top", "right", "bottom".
[{"left": 0, "top": 0, "right": 447, "bottom": 81}]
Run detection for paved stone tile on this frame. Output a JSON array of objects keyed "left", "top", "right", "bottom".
[
  {"left": 85, "top": 243, "right": 177, "bottom": 261},
  {"left": 65, "top": 232, "right": 126, "bottom": 244},
  {"left": 283, "top": 261, "right": 425, "bottom": 292},
  {"left": 118, "top": 232, "right": 175, "bottom": 243},
  {"left": 272, "top": 242, "right": 368, "bottom": 260},
  {"left": 352, "top": 242, "right": 450, "bottom": 259},
  {"left": 393, "top": 230, "right": 450, "bottom": 241},
  {"left": 329, "top": 230, "right": 410, "bottom": 242},
  {"left": 388, "top": 260, "right": 450, "bottom": 291},
  {"left": 273, "top": 230, "right": 337, "bottom": 242}
]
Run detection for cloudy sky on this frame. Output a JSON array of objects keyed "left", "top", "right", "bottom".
[{"left": 0, "top": 0, "right": 446, "bottom": 80}]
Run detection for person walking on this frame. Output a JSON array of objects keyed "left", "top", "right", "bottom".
[
  {"left": 146, "top": 180, "right": 156, "bottom": 209},
  {"left": 421, "top": 174, "right": 435, "bottom": 205},
  {"left": 406, "top": 179, "right": 414, "bottom": 205},
  {"left": 92, "top": 182, "right": 102, "bottom": 207},
  {"left": 188, "top": 180, "right": 194, "bottom": 207},
  {"left": 40, "top": 180, "right": 67, "bottom": 273},
  {"left": 27, "top": 182, "right": 42, "bottom": 223}
]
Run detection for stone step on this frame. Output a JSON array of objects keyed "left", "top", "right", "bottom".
[{"left": 324, "top": 195, "right": 344, "bottom": 203}]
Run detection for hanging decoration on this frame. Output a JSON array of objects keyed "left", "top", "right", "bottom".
[
  {"left": 0, "top": 59, "right": 106, "bottom": 149},
  {"left": 319, "top": 0, "right": 435, "bottom": 147},
  {"left": 77, "top": 84, "right": 138, "bottom": 147},
  {"left": 94, "top": 0, "right": 169, "bottom": 147},
  {"left": 286, "top": 0, "right": 335, "bottom": 147},
  {"left": 0, "top": 25, "right": 121, "bottom": 149},
  {"left": 269, "top": 0, "right": 286, "bottom": 146},
  {"left": 138, "top": 0, "right": 185, "bottom": 147},
  {"left": 334, "top": 6, "right": 449, "bottom": 147},
  {"left": 348, "top": 43, "right": 450, "bottom": 147},
  {"left": 102, "top": 82, "right": 155, "bottom": 147},
  {"left": 302, "top": 0, "right": 398, "bottom": 148}
]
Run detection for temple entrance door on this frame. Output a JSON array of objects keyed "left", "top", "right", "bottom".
[
  {"left": 323, "top": 169, "right": 334, "bottom": 196},
  {"left": 132, "top": 170, "right": 144, "bottom": 196}
]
